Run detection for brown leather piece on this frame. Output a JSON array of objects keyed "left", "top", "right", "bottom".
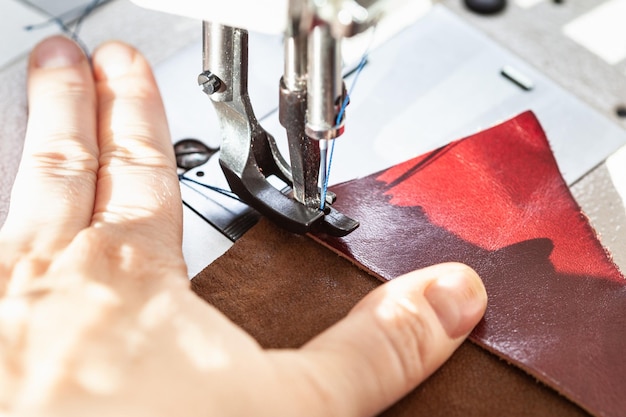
[{"left": 192, "top": 219, "right": 588, "bottom": 416}]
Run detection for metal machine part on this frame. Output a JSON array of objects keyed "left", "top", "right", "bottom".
[
  {"left": 174, "top": 138, "right": 218, "bottom": 171},
  {"left": 199, "top": 21, "right": 357, "bottom": 236},
  {"left": 130, "top": 0, "right": 410, "bottom": 235},
  {"left": 196, "top": 1, "right": 404, "bottom": 235}
]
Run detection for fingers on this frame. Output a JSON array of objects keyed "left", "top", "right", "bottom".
[
  {"left": 2, "top": 36, "right": 98, "bottom": 248},
  {"left": 291, "top": 263, "right": 487, "bottom": 417},
  {"left": 91, "top": 42, "right": 182, "bottom": 249}
]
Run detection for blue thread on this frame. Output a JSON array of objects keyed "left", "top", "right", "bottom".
[
  {"left": 22, "top": 0, "right": 108, "bottom": 57},
  {"left": 320, "top": 53, "right": 369, "bottom": 210},
  {"left": 179, "top": 174, "right": 244, "bottom": 202}
]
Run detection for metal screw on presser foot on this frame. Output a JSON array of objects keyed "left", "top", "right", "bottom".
[{"left": 197, "top": 71, "right": 222, "bottom": 96}]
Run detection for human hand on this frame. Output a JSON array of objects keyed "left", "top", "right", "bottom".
[{"left": 0, "top": 36, "right": 487, "bottom": 416}]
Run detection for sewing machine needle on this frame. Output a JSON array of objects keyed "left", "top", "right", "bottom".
[{"left": 319, "top": 139, "right": 328, "bottom": 207}]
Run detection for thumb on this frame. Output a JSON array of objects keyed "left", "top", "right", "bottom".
[{"left": 287, "top": 263, "right": 487, "bottom": 417}]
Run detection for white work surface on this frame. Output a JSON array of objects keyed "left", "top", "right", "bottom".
[
  {"left": 1, "top": 0, "right": 625, "bottom": 278},
  {"left": 155, "top": 5, "right": 626, "bottom": 276}
]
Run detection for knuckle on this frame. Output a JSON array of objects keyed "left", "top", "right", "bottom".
[
  {"left": 25, "top": 128, "right": 98, "bottom": 177},
  {"left": 99, "top": 147, "right": 174, "bottom": 172},
  {"left": 74, "top": 228, "right": 183, "bottom": 279},
  {"left": 96, "top": 79, "right": 163, "bottom": 124},
  {"left": 29, "top": 148, "right": 98, "bottom": 178},
  {"left": 279, "top": 358, "right": 351, "bottom": 417},
  {"left": 371, "top": 297, "right": 434, "bottom": 385},
  {"left": 35, "top": 80, "right": 93, "bottom": 104},
  {"left": 74, "top": 228, "right": 123, "bottom": 262}
]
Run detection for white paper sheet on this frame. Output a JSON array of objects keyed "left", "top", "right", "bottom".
[{"left": 563, "top": 0, "right": 626, "bottom": 65}]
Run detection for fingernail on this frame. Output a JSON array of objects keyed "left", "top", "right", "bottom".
[
  {"left": 34, "top": 36, "right": 83, "bottom": 68},
  {"left": 95, "top": 42, "right": 134, "bottom": 79},
  {"left": 424, "top": 267, "right": 487, "bottom": 339}
]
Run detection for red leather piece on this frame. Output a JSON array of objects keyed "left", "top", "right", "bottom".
[{"left": 313, "top": 112, "right": 626, "bottom": 417}]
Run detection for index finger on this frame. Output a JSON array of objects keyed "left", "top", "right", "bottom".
[{"left": 1, "top": 36, "right": 98, "bottom": 250}]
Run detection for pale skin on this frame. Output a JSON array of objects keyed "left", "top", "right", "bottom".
[{"left": 0, "top": 36, "right": 487, "bottom": 416}]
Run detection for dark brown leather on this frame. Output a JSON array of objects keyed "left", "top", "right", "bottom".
[
  {"left": 192, "top": 112, "right": 623, "bottom": 416},
  {"left": 193, "top": 219, "right": 588, "bottom": 416}
]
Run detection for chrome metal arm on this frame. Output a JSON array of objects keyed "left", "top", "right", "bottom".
[{"left": 200, "top": 22, "right": 358, "bottom": 236}]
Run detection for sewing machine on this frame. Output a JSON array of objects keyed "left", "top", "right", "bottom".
[
  {"left": 130, "top": 0, "right": 414, "bottom": 236},
  {"left": 121, "top": 0, "right": 626, "bottom": 276}
]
